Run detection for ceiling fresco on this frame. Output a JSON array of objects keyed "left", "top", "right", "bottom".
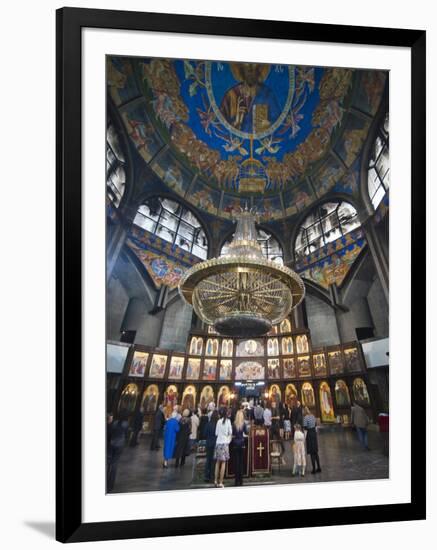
[
  {"left": 108, "top": 57, "right": 386, "bottom": 221},
  {"left": 126, "top": 225, "right": 201, "bottom": 290},
  {"left": 295, "top": 227, "right": 366, "bottom": 290}
]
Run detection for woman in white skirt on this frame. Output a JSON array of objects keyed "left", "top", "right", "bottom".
[
  {"left": 214, "top": 407, "right": 232, "bottom": 487},
  {"left": 292, "top": 423, "right": 306, "bottom": 477}
]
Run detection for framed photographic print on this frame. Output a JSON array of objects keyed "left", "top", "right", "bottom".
[{"left": 57, "top": 6, "right": 426, "bottom": 543}]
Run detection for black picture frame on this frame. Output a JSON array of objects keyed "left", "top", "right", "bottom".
[{"left": 56, "top": 7, "right": 426, "bottom": 543}]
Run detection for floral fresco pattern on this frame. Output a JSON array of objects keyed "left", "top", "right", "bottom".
[
  {"left": 107, "top": 56, "right": 387, "bottom": 220},
  {"left": 296, "top": 228, "right": 366, "bottom": 290},
  {"left": 126, "top": 226, "right": 201, "bottom": 289}
]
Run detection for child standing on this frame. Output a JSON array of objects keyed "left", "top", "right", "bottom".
[
  {"left": 292, "top": 424, "right": 306, "bottom": 477},
  {"left": 283, "top": 403, "right": 292, "bottom": 440}
]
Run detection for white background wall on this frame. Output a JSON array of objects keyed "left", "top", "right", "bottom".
[{"left": 0, "top": 1, "right": 434, "bottom": 549}]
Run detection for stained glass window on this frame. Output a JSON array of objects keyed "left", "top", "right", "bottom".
[
  {"left": 106, "top": 123, "right": 126, "bottom": 207},
  {"left": 134, "top": 197, "right": 209, "bottom": 259},
  {"left": 294, "top": 200, "right": 360, "bottom": 261},
  {"left": 368, "top": 113, "right": 389, "bottom": 209}
]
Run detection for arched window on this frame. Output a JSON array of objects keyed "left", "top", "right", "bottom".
[
  {"left": 106, "top": 123, "right": 126, "bottom": 207},
  {"left": 294, "top": 200, "right": 360, "bottom": 261},
  {"left": 367, "top": 113, "right": 389, "bottom": 209},
  {"left": 221, "top": 227, "right": 283, "bottom": 265},
  {"left": 133, "top": 197, "right": 208, "bottom": 260}
]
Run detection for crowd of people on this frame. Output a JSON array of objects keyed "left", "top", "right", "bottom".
[
  {"left": 152, "top": 398, "right": 324, "bottom": 486},
  {"left": 107, "top": 398, "right": 372, "bottom": 491}
]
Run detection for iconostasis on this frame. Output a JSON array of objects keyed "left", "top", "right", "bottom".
[{"left": 109, "top": 317, "right": 372, "bottom": 427}]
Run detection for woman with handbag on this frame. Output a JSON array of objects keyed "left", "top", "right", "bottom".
[{"left": 214, "top": 407, "right": 232, "bottom": 488}]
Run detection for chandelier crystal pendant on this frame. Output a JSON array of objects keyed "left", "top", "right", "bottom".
[{"left": 179, "top": 207, "right": 305, "bottom": 337}]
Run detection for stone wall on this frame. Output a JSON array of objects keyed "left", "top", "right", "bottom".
[
  {"left": 107, "top": 253, "right": 163, "bottom": 347},
  {"left": 367, "top": 277, "right": 389, "bottom": 338},
  {"left": 305, "top": 294, "right": 340, "bottom": 347},
  {"left": 337, "top": 278, "right": 374, "bottom": 342},
  {"left": 107, "top": 276, "right": 129, "bottom": 341},
  {"left": 159, "top": 297, "right": 193, "bottom": 352}
]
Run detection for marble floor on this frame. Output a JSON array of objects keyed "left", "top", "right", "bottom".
[{"left": 110, "top": 426, "right": 389, "bottom": 494}]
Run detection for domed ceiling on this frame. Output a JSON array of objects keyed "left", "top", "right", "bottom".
[{"left": 108, "top": 56, "right": 386, "bottom": 221}]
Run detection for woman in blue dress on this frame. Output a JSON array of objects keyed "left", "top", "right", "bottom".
[{"left": 163, "top": 411, "right": 180, "bottom": 468}]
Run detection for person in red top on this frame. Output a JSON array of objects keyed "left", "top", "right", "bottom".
[{"left": 378, "top": 412, "right": 389, "bottom": 456}]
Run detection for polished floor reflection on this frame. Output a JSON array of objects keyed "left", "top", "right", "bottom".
[{"left": 110, "top": 427, "right": 389, "bottom": 494}]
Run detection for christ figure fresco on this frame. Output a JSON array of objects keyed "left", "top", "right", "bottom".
[{"left": 220, "top": 63, "right": 281, "bottom": 133}]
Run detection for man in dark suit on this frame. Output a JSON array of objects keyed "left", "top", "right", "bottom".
[
  {"left": 150, "top": 405, "right": 165, "bottom": 450},
  {"left": 351, "top": 402, "right": 370, "bottom": 450},
  {"left": 254, "top": 401, "right": 264, "bottom": 425},
  {"left": 130, "top": 407, "right": 145, "bottom": 447},
  {"left": 291, "top": 400, "right": 303, "bottom": 430}
]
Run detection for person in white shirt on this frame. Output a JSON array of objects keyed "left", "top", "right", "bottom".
[
  {"left": 292, "top": 423, "right": 306, "bottom": 477},
  {"left": 189, "top": 410, "right": 200, "bottom": 452},
  {"left": 214, "top": 407, "right": 232, "bottom": 488},
  {"left": 207, "top": 401, "right": 216, "bottom": 419},
  {"left": 263, "top": 404, "right": 272, "bottom": 429}
]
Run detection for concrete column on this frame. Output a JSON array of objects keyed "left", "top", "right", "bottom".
[
  {"left": 158, "top": 298, "right": 194, "bottom": 352},
  {"left": 121, "top": 296, "right": 165, "bottom": 347},
  {"left": 121, "top": 297, "right": 148, "bottom": 334},
  {"left": 336, "top": 297, "right": 374, "bottom": 343},
  {"left": 349, "top": 298, "right": 374, "bottom": 327},
  {"left": 107, "top": 205, "right": 137, "bottom": 281},
  {"left": 363, "top": 219, "right": 389, "bottom": 303},
  {"left": 305, "top": 294, "right": 340, "bottom": 346},
  {"left": 209, "top": 240, "right": 222, "bottom": 259},
  {"left": 330, "top": 284, "right": 346, "bottom": 344},
  {"left": 282, "top": 243, "right": 293, "bottom": 267},
  {"left": 293, "top": 303, "right": 306, "bottom": 330},
  {"left": 107, "top": 224, "right": 128, "bottom": 281},
  {"left": 375, "top": 215, "right": 389, "bottom": 268}
]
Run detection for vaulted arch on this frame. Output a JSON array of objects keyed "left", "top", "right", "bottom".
[
  {"left": 133, "top": 196, "right": 209, "bottom": 260},
  {"left": 294, "top": 199, "right": 361, "bottom": 263}
]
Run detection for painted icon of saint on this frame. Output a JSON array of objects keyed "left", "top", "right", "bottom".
[
  {"left": 182, "top": 388, "right": 195, "bottom": 411},
  {"left": 244, "top": 339, "right": 257, "bottom": 355},
  {"left": 219, "top": 388, "right": 229, "bottom": 407},
  {"left": 220, "top": 63, "right": 281, "bottom": 133},
  {"left": 320, "top": 384, "right": 334, "bottom": 416}
]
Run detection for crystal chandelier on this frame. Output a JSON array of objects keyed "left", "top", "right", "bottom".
[{"left": 179, "top": 207, "right": 305, "bottom": 337}]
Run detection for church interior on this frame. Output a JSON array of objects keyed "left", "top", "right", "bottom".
[{"left": 106, "top": 56, "right": 389, "bottom": 493}]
